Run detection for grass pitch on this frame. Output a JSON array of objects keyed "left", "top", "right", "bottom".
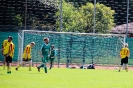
[{"left": 0, "top": 66, "right": 133, "bottom": 88}]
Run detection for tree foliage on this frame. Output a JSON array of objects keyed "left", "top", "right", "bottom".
[
  {"left": 56, "top": 0, "right": 85, "bottom": 32},
  {"left": 13, "top": 14, "right": 23, "bottom": 26},
  {"left": 56, "top": 1, "right": 115, "bottom": 33},
  {"left": 80, "top": 3, "right": 115, "bottom": 33}
]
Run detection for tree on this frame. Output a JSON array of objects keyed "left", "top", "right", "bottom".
[
  {"left": 13, "top": 14, "right": 23, "bottom": 26},
  {"left": 56, "top": 0, "right": 84, "bottom": 32},
  {"left": 79, "top": 3, "right": 115, "bottom": 33},
  {"left": 56, "top": 1, "right": 115, "bottom": 33},
  {"left": 65, "top": 0, "right": 88, "bottom": 7}
]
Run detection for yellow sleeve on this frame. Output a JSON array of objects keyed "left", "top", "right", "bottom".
[
  {"left": 9, "top": 43, "right": 14, "bottom": 51},
  {"left": 120, "top": 49, "right": 123, "bottom": 56},
  {"left": 9, "top": 43, "right": 15, "bottom": 58},
  {"left": 24, "top": 45, "right": 30, "bottom": 54},
  {"left": 2, "top": 40, "right": 6, "bottom": 48}
]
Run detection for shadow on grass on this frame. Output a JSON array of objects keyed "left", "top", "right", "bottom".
[
  {"left": 0, "top": 74, "right": 4, "bottom": 75},
  {"left": 28, "top": 72, "right": 44, "bottom": 74}
]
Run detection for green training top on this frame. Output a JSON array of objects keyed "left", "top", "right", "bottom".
[
  {"left": 50, "top": 49, "right": 55, "bottom": 57},
  {"left": 40, "top": 43, "right": 51, "bottom": 55}
]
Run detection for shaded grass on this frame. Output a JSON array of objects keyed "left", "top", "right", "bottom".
[{"left": 0, "top": 66, "right": 133, "bottom": 88}]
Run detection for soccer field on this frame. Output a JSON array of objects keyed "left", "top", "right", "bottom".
[{"left": 0, "top": 66, "right": 133, "bottom": 88}]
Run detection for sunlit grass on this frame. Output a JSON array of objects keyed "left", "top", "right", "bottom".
[{"left": 0, "top": 66, "right": 133, "bottom": 88}]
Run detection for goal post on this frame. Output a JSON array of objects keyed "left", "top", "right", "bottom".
[{"left": 18, "top": 30, "right": 126, "bottom": 67}]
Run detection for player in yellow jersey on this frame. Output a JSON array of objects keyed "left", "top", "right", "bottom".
[
  {"left": 1, "top": 36, "right": 11, "bottom": 70},
  {"left": 3, "top": 36, "right": 15, "bottom": 74},
  {"left": 119, "top": 43, "right": 130, "bottom": 72},
  {"left": 15, "top": 42, "right": 35, "bottom": 71}
]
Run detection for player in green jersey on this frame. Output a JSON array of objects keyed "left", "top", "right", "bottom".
[
  {"left": 49, "top": 45, "right": 56, "bottom": 69},
  {"left": 37, "top": 37, "right": 50, "bottom": 73}
]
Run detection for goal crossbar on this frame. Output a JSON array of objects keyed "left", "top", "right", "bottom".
[{"left": 22, "top": 30, "right": 126, "bottom": 37}]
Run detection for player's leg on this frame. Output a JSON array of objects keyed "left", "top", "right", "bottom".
[
  {"left": 49, "top": 57, "right": 52, "bottom": 69},
  {"left": 7, "top": 62, "right": 12, "bottom": 74},
  {"left": 122, "top": 64, "right": 125, "bottom": 70},
  {"left": 1, "top": 51, "right": 6, "bottom": 70},
  {"left": 44, "top": 62, "right": 47, "bottom": 73},
  {"left": 7, "top": 62, "right": 10, "bottom": 73},
  {"left": 49, "top": 58, "right": 54, "bottom": 69},
  {"left": 118, "top": 59, "right": 123, "bottom": 72},
  {"left": 28, "top": 59, "right": 32, "bottom": 71},
  {"left": 3, "top": 55, "right": 6, "bottom": 70},
  {"left": 37, "top": 57, "right": 45, "bottom": 72},
  {"left": 125, "top": 63, "right": 128, "bottom": 72},
  {"left": 6, "top": 56, "right": 12, "bottom": 74},
  {"left": 15, "top": 60, "right": 25, "bottom": 70},
  {"left": 43, "top": 56, "right": 48, "bottom": 73},
  {"left": 50, "top": 61, "right": 52, "bottom": 69},
  {"left": 125, "top": 56, "right": 128, "bottom": 72},
  {"left": 44, "top": 56, "right": 50, "bottom": 73},
  {"left": 119, "top": 64, "right": 123, "bottom": 72}
]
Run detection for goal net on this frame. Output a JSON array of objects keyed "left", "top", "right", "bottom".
[{"left": 18, "top": 30, "right": 126, "bottom": 67}]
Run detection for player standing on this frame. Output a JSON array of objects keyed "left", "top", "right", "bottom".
[
  {"left": 119, "top": 43, "right": 130, "bottom": 72},
  {"left": 49, "top": 45, "right": 56, "bottom": 69},
  {"left": 15, "top": 42, "right": 35, "bottom": 71},
  {"left": 37, "top": 37, "right": 50, "bottom": 73},
  {"left": 1, "top": 36, "right": 11, "bottom": 70},
  {"left": 3, "top": 36, "right": 15, "bottom": 74}
]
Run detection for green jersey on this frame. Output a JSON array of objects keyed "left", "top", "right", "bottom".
[
  {"left": 40, "top": 43, "right": 51, "bottom": 55},
  {"left": 50, "top": 49, "right": 55, "bottom": 57}
]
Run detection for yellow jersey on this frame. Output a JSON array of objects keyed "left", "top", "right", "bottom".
[
  {"left": 120, "top": 47, "right": 130, "bottom": 59},
  {"left": 2, "top": 39, "right": 8, "bottom": 54},
  {"left": 22, "top": 44, "right": 31, "bottom": 59},
  {"left": 3, "top": 41, "right": 15, "bottom": 58}
]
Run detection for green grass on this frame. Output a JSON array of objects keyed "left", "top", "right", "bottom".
[{"left": 0, "top": 66, "right": 133, "bottom": 88}]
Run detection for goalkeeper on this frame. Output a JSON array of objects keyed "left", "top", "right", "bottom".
[
  {"left": 119, "top": 43, "right": 130, "bottom": 72},
  {"left": 37, "top": 37, "right": 51, "bottom": 73}
]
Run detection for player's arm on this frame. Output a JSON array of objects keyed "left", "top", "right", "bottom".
[
  {"left": 119, "top": 49, "right": 122, "bottom": 58},
  {"left": 127, "top": 49, "right": 130, "bottom": 57},
  {"left": 49, "top": 48, "right": 51, "bottom": 55},
  {"left": 48, "top": 46, "right": 51, "bottom": 57},
  {"left": 25, "top": 46, "right": 30, "bottom": 59},
  {"left": 39, "top": 44, "right": 44, "bottom": 58},
  {"left": 1, "top": 40, "right": 5, "bottom": 53},
  {"left": 2, "top": 40, "right": 5, "bottom": 49},
  {"left": 6, "top": 44, "right": 13, "bottom": 57},
  {"left": 0, "top": 41, "right": 4, "bottom": 52},
  {"left": 39, "top": 50, "right": 43, "bottom": 58},
  {"left": 54, "top": 49, "right": 57, "bottom": 57},
  {"left": 51, "top": 49, "right": 56, "bottom": 58},
  {"left": 0, "top": 48, "right": 3, "bottom": 52}
]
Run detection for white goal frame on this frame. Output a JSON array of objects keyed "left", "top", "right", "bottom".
[{"left": 18, "top": 30, "right": 126, "bottom": 67}]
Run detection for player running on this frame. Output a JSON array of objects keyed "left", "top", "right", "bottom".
[
  {"left": 49, "top": 45, "right": 56, "bottom": 69},
  {"left": 119, "top": 43, "right": 130, "bottom": 72},
  {"left": 15, "top": 42, "right": 35, "bottom": 71},
  {"left": 3, "top": 36, "right": 15, "bottom": 74},
  {"left": 37, "top": 37, "right": 50, "bottom": 73}
]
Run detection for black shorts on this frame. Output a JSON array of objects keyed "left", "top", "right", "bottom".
[
  {"left": 23, "top": 58, "right": 31, "bottom": 61},
  {"left": 5, "top": 56, "right": 12, "bottom": 63},
  {"left": 49, "top": 57, "right": 55, "bottom": 62},
  {"left": 121, "top": 56, "right": 128, "bottom": 65},
  {"left": 4, "top": 54, "right": 7, "bottom": 57}
]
